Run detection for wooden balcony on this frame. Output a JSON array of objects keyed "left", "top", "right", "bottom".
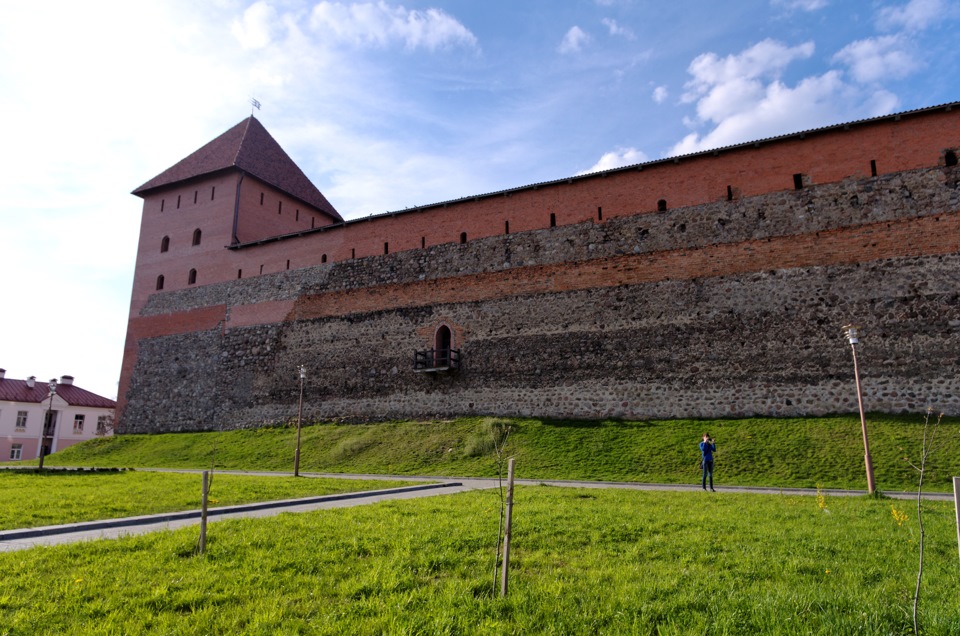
[{"left": 414, "top": 348, "right": 461, "bottom": 373}]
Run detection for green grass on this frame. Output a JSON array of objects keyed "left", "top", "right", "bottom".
[
  {"left": 0, "top": 471, "right": 418, "bottom": 531},
  {"left": 39, "top": 414, "right": 960, "bottom": 491},
  {"left": 0, "top": 487, "right": 956, "bottom": 635}
]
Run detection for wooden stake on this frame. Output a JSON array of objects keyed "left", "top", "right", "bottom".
[
  {"left": 199, "top": 470, "right": 209, "bottom": 554},
  {"left": 501, "top": 458, "right": 515, "bottom": 598}
]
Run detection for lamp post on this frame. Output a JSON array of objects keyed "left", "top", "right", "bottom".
[
  {"left": 294, "top": 365, "right": 306, "bottom": 477},
  {"left": 37, "top": 379, "right": 57, "bottom": 470},
  {"left": 843, "top": 325, "right": 876, "bottom": 495}
]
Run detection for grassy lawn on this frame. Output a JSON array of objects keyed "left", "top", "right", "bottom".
[
  {"left": 0, "top": 471, "right": 418, "bottom": 531},
  {"left": 39, "top": 414, "right": 960, "bottom": 492},
  {"left": 0, "top": 487, "right": 956, "bottom": 635}
]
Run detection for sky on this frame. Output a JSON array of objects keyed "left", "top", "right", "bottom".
[{"left": 0, "top": 0, "right": 958, "bottom": 400}]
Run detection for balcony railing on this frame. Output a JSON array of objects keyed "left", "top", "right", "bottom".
[{"left": 414, "top": 348, "right": 461, "bottom": 372}]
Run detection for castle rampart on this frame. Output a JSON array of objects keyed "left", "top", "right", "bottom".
[{"left": 118, "top": 105, "right": 960, "bottom": 433}]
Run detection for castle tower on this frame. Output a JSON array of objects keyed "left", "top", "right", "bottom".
[{"left": 118, "top": 117, "right": 341, "bottom": 423}]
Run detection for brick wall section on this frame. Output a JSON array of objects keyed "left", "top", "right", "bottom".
[{"left": 119, "top": 166, "right": 960, "bottom": 431}]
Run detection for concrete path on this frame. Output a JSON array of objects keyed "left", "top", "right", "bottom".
[{"left": 0, "top": 469, "right": 952, "bottom": 552}]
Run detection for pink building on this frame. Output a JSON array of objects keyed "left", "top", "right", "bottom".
[{"left": 0, "top": 369, "right": 115, "bottom": 462}]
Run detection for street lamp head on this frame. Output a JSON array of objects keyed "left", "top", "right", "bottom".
[
  {"left": 842, "top": 324, "right": 860, "bottom": 345},
  {"left": 48, "top": 379, "right": 57, "bottom": 394},
  {"left": 299, "top": 365, "right": 306, "bottom": 380}
]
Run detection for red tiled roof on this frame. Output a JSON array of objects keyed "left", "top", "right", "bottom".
[
  {"left": 0, "top": 379, "right": 116, "bottom": 409},
  {"left": 132, "top": 117, "right": 342, "bottom": 222}
]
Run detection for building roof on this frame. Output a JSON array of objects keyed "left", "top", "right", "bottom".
[
  {"left": 132, "top": 116, "right": 342, "bottom": 222},
  {"left": 0, "top": 378, "right": 116, "bottom": 409}
]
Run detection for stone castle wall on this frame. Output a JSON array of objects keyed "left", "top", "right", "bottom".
[{"left": 120, "top": 165, "right": 960, "bottom": 432}]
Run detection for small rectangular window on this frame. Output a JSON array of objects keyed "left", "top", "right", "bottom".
[
  {"left": 870, "top": 160, "right": 877, "bottom": 177},
  {"left": 727, "top": 185, "right": 733, "bottom": 201},
  {"left": 296, "top": 209, "right": 299, "bottom": 221},
  {"left": 384, "top": 242, "right": 389, "bottom": 255},
  {"left": 161, "top": 199, "right": 165, "bottom": 212},
  {"left": 73, "top": 414, "right": 85, "bottom": 434},
  {"left": 194, "top": 190, "right": 198, "bottom": 204},
  {"left": 421, "top": 237, "right": 426, "bottom": 248},
  {"left": 351, "top": 248, "right": 356, "bottom": 259},
  {"left": 286, "top": 259, "right": 290, "bottom": 270},
  {"left": 177, "top": 195, "right": 181, "bottom": 209},
  {"left": 504, "top": 220, "right": 510, "bottom": 234},
  {"left": 211, "top": 186, "right": 216, "bottom": 200},
  {"left": 260, "top": 192, "right": 264, "bottom": 205},
  {"left": 237, "top": 269, "right": 242, "bottom": 279},
  {"left": 793, "top": 173, "right": 804, "bottom": 190},
  {"left": 597, "top": 207, "right": 602, "bottom": 221},
  {"left": 278, "top": 201, "right": 283, "bottom": 215},
  {"left": 15, "top": 411, "right": 27, "bottom": 430},
  {"left": 10, "top": 444, "right": 22, "bottom": 461}
]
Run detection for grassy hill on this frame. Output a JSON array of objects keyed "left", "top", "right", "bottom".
[{"left": 42, "top": 414, "right": 959, "bottom": 492}]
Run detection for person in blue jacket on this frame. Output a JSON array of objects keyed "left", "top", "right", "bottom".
[{"left": 700, "top": 433, "right": 716, "bottom": 492}]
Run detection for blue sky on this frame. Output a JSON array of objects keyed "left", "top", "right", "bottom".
[{"left": 0, "top": 0, "right": 957, "bottom": 399}]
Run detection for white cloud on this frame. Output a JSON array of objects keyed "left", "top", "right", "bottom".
[
  {"left": 309, "top": 1, "right": 477, "bottom": 50},
  {"left": 231, "top": 1, "right": 280, "bottom": 50},
  {"left": 771, "top": 0, "right": 829, "bottom": 11},
  {"left": 578, "top": 147, "right": 649, "bottom": 174},
  {"left": 601, "top": 18, "right": 635, "bottom": 39},
  {"left": 669, "top": 38, "right": 902, "bottom": 156},
  {"left": 652, "top": 85, "right": 668, "bottom": 103},
  {"left": 680, "top": 39, "right": 817, "bottom": 128},
  {"left": 833, "top": 35, "right": 921, "bottom": 84},
  {"left": 558, "top": 26, "right": 590, "bottom": 54},
  {"left": 877, "top": 0, "right": 947, "bottom": 31}
]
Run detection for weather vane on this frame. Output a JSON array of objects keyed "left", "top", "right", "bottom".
[{"left": 250, "top": 97, "right": 261, "bottom": 115}]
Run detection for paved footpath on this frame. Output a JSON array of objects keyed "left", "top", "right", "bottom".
[{"left": 0, "top": 469, "right": 952, "bottom": 552}]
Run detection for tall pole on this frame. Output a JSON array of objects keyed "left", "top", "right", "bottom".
[
  {"left": 37, "top": 380, "right": 57, "bottom": 470},
  {"left": 844, "top": 326, "right": 876, "bottom": 495},
  {"left": 294, "top": 365, "right": 305, "bottom": 477}
]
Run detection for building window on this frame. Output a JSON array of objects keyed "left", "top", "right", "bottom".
[
  {"left": 211, "top": 186, "right": 216, "bottom": 200},
  {"left": 460, "top": 232, "right": 467, "bottom": 244},
  {"left": 237, "top": 269, "right": 243, "bottom": 279},
  {"left": 278, "top": 201, "right": 283, "bottom": 215},
  {"left": 296, "top": 209, "right": 299, "bottom": 221},
  {"left": 793, "top": 173, "right": 804, "bottom": 190},
  {"left": 193, "top": 190, "right": 198, "bottom": 204},
  {"left": 321, "top": 254, "right": 327, "bottom": 263},
  {"left": 598, "top": 206, "right": 603, "bottom": 221},
  {"left": 73, "top": 414, "right": 85, "bottom": 434},
  {"left": 160, "top": 236, "right": 170, "bottom": 253},
  {"left": 97, "top": 415, "right": 109, "bottom": 435},
  {"left": 384, "top": 242, "right": 389, "bottom": 255},
  {"left": 192, "top": 228, "right": 202, "bottom": 246},
  {"left": 177, "top": 195, "right": 181, "bottom": 209},
  {"left": 188, "top": 269, "right": 197, "bottom": 285},
  {"left": 504, "top": 220, "right": 510, "bottom": 234},
  {"left": 156, "top": 275, "right": 165, "bottom": 291},
  {"left": 10, "top": 444, "right": 22, "bottom": 461},
  {"left": 550, "top": 213, "right": 556, "bottom": 228},
  {"left": 161, "top": 199, "right": 165, "bottom": 212},
  {"left": 657, "top": 199, "right": 667, "bottom": 212},
  {"left": 260, "top": 192, "right": 264, "bottom": 205},
  {"left": 16, "top": 411, "right": 27, "bottom": 430},
  {"left": 946, "top": 150, "right": 958, "bottom": 167}
]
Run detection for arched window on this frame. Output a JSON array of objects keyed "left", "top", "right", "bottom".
[
  {"left": 192, "top": 228, "right": 202, "bottom": 246},
  {"left": 657, "top": 199, "right": 668, "bottom": 212},
  {"left": 160, "top": 236, "right": 170, "bottom": 253},
  {"left": 188, "top": 269, "right": 197, "bottom": 285},
  {"left": 435, "top": 325, "right": 452, "bottom": 368},
  {"left": 321, "top": 254, "right": 327, "bottom": 263},
  {"left": 156, "top": 275, "right": 165, "bottom": 291},
  {"left": 946, "top": 150, "right": 958, "bottom": 167}
]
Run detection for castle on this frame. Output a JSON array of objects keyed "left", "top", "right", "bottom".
[{"left": 119, "top": 103, "right": 960, "bottom": 432}]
